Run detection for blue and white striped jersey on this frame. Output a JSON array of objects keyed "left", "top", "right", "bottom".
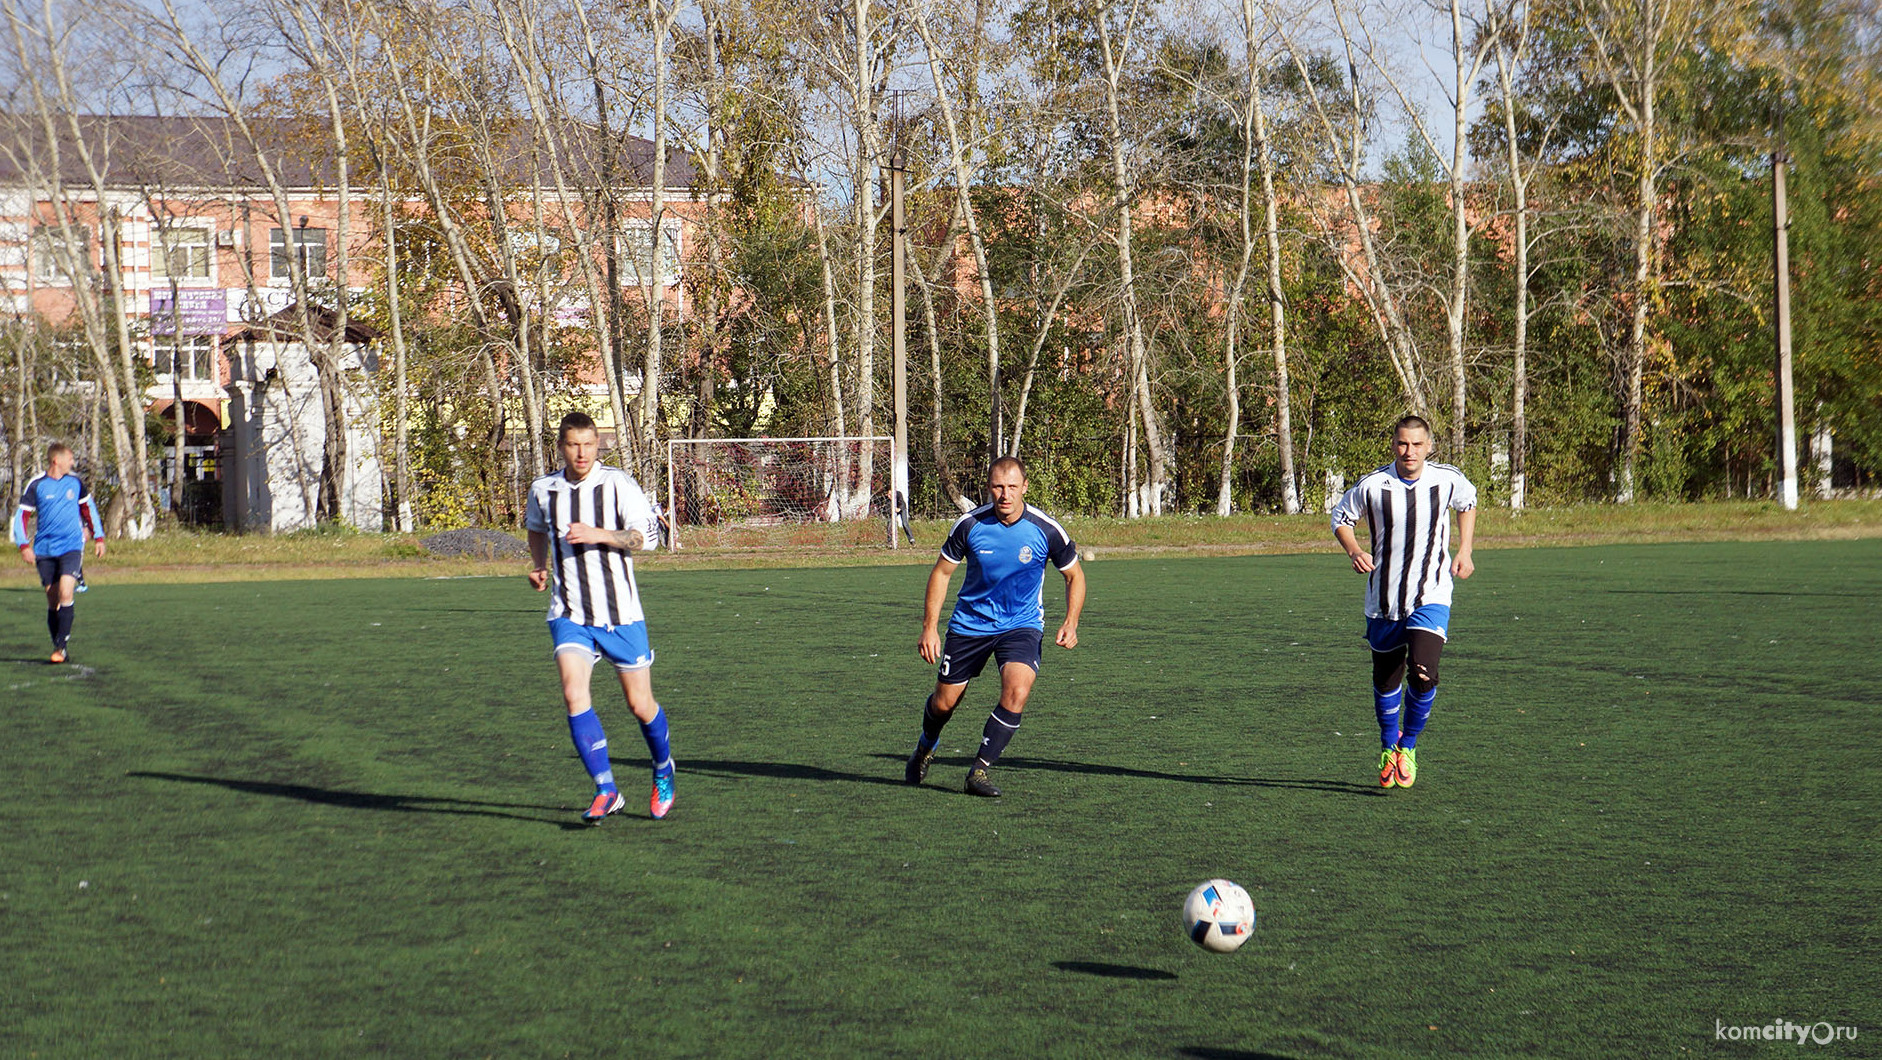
[
  {"left": 940, "top": 503, "right": 1079, "bottom": 636},
  {"left": 524, "top": 465, "right": 659, "bottom": 628},
  {"left": 1330, "top": 463, "right": 1477, "bottom": 620}
]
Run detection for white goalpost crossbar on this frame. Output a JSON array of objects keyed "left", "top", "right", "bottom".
[{"left": 666, "top": 436, "right": 896, "bottom": 550}]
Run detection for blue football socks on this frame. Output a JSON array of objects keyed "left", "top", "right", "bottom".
[
  {"left": 1399, "top": 687, "right": 1436, "bottom": 749},
  {"left": 1374, "top": 686, "right": 1403, "bottom": 749},
  {"left": 640, "top": 706, "right": 674, "bottom": 777},
  {"left": 567, "top": 707, "right": 616, "bottom": 792},
  {"left": 973, "top": 707, "right": 1023, "bottom": 770}
]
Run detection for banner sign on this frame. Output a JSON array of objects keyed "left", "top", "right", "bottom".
[{"left": 150, "top": 288, "right": 228, "bottom": 336}]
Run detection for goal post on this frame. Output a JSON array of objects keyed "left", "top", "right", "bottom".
[{"left": 665, "top": 436, "right": 895, "bottom": 550}]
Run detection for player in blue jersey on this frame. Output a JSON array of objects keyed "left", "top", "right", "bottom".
[
  {"left": 1330, "top": 415, "right": 1477, "bottom": 789},
  {"left": 12, "top": 443, "right": 105, "bottom": 663},
  {"left": 525, "top": 413, "right": 676, "bottom": 824},
  {"left": 905, "top": 456, "right": 1085, "bottom": 797}
]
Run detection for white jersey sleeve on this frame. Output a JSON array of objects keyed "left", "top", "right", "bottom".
[
  {"left": 524, "top": 481, "right": 550, "bottom": 533},
  {"left": 1329, "top": 477, "right": 1372, "bottom": 530},
  {"left": 1448, "top": 471, "right": 1479, "bottom": 512},
  {"left": 616, "top": 476, "right": 660, "bottom": 552}
]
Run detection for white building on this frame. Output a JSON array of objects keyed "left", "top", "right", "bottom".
[{"left": 223, "top": 305, "right": 383, "bottom": 533}]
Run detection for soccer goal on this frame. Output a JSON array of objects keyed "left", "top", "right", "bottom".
[{"left": 666, "top": 436, "right": 898, "bottom": 549}]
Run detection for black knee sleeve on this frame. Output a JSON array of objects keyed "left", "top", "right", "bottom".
[{"left": 1405, "top": 629, "right": 1444, "bottom": 694}]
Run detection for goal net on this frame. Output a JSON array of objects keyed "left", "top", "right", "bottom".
[{"left": 666, "top": 436, "right": 896, "bottom": 549}]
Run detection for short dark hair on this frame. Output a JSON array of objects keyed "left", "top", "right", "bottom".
[
  {"left": 1393, "top": 414, "right": 1432, "bottom": 437},
  {"left": 557, "top": 412, "right": 598, "bottom": 442},
  {"left": 988, "top": 455, "right": 1027, "bottom": 481},
  {"left": 46, "top": 441, "right": 72, "bottom": 461}
]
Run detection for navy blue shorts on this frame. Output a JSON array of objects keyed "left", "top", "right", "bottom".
[
  {"left": 938, "top": 627, "right": 1043, "bottom": 685},
  {"left": 36, "top": 550, "right": 82, "bottom": 588}
]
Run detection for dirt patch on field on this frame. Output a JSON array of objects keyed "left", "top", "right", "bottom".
[{"left": 419, "top": 528, "right": 530, "bottom": 560}]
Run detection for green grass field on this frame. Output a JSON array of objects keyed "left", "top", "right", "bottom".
[
  {"left": 3, "top": 540, "right": 1878, "bottom": 1057},
  {"left": 6, "top": 498, "right": 1878, "bottom": 583}
]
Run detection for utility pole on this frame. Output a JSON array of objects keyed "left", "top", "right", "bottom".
[
  {"left": 1772, "top": 151, "right": 1798, "bottom": 510},
  {"left": 888, "top": 97, "right": 910, "bottom": 548},
  {"left": 169, "top": 273, "right": 185, "bottom": 520}
]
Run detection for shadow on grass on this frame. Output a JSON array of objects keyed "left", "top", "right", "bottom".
[
  {"left": 1605, "top": 588, "right": 1868, "bottom": 598},
  {"left": 405, "top": 607, "right": 545, "bottom": 613},
  {"left": 1178, "top": 1049, "right": 1303, "bottom": 1060},
  {"left": 128, "top": 771, "right": 586, "bottom": 830},
  {"left": 1052, "top": 960, "right": 1177, "bottom": 981},
  {"left": 665, "top": 758, "right": 910, "bottom": 788},
  {"left": 867, "top": 754, "right": 1384, "bottom": 796}
]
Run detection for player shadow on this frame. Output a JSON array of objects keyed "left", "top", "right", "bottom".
[
  {"left": 867, "top": 754, "right": 1385, "bottom": 797},
  {"left": 1179, "top": 1049, "right": 1303, "bottom": 1060},
  {"left": 128, "top": 771, "right": 583, "bottom": 829},
  {"left": 1604, "top": 588, "right": 1869, "bottom": 598},
  {"left": 405, "top": 607, "right": 546, "bottom": 613},
  {"left": 654, "top": 757, "right": 910, "bottom": 788},
  {"left": 1051, "top": 960, "right": 1178, "bottom": 981}
]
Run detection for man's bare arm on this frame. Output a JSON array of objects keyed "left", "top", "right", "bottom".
[
  {"left": 1334, "top": 524, "right": 1374, "bottom": 574},
  {"left": 527, "top": 530, "right": 552, "bottom": 590},
  {"left": 564, "top": 522, "right": 645, "bottom": 551},
  {"left": 918, "top": 558, "right": 959, "bottom": 664},
  {"left": 1452, "top": 508, "right": 1476, "bottom": 579},
  {"left": 1055, "top": 561, "right": 1085, "bottom": 649}
]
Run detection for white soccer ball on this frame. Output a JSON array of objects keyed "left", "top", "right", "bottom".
[{"left": 1182, "top": 879, "right": 1256, "bottom": 953}]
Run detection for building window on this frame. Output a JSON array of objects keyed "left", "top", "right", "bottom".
[
  {"left": 154, "top": 335, "right": 217, "bottom": 381},
  {"left": 269, "top": 227, "right": 328, "bottom": 282},
  {"left": 619, "top": 221, "right": 681, "bottom": 286},
  {"left": 154, "top": 226, "right": 212, "bottom": 281},
  {"left": 30, "top": 224, "right": 92, "bottom": 283}
]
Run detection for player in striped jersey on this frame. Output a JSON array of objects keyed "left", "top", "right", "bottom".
[
  {"left": 1329, "top": 415, "right": 1477, "bottom": 789},
  {"left": 904, "top": 456, "right": 1085, "bottom": 798},
  {"left": 13, "top": 442, "right": 105, "bottom": 663},
  {"left": 525, "top": 413, "right": 677, "bottom": 823}
]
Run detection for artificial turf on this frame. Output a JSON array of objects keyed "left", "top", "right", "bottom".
[{"left": 2, "top": 539, "right": 1877, "bottom": 1058}]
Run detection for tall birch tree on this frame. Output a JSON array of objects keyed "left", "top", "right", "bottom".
[
  {"left": 1089, "top": 0, "right": 1172, "bottom": 515},
  {"left": 1574, "top": 0, "right": 1703, "bottom": 501},
  {"left": 1279, "top": 5, "right": 1430, "bottom": 415},
  {"left": 2, "top": 0, "right": 156, "bottom": 536},
  {"left": 1355, "top": 0, "right": 1497, "bottom": 455}
]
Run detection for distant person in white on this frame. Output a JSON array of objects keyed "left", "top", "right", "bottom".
[
  {"left": 525, "top": 412, "right": 677, "bottom": 823},
  {"left": 1329, "top": 414, "right": 1477, "bottom": 790}
]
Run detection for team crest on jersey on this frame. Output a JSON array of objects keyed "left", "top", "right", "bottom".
[
  {"left": 1018, "top": 545, "right": 1034, "bottom": 563},
  {"left": 65, "top": 488, "right": 76, "bottom": 500}
]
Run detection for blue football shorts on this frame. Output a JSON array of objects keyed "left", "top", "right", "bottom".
[
  {"left": 549, "top": 617, "right": 654, "bottom": 672},
  {"left": 1364, "top": 604, "right": 1451, "bottom": 653},
  {"left": 36, "top": 549, "right": 83, "bottom": 588},
  {"left": 938, "top": 627, "right": 1043, "bottom": 685}
]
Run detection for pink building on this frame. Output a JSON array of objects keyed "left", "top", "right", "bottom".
[{"left": 1, "top": 114, "right": 709, "bottom": 529}]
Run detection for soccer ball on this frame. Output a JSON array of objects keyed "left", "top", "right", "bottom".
[{"left": 1182, "top": 879, "right": 1256, "bottom": 953}]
